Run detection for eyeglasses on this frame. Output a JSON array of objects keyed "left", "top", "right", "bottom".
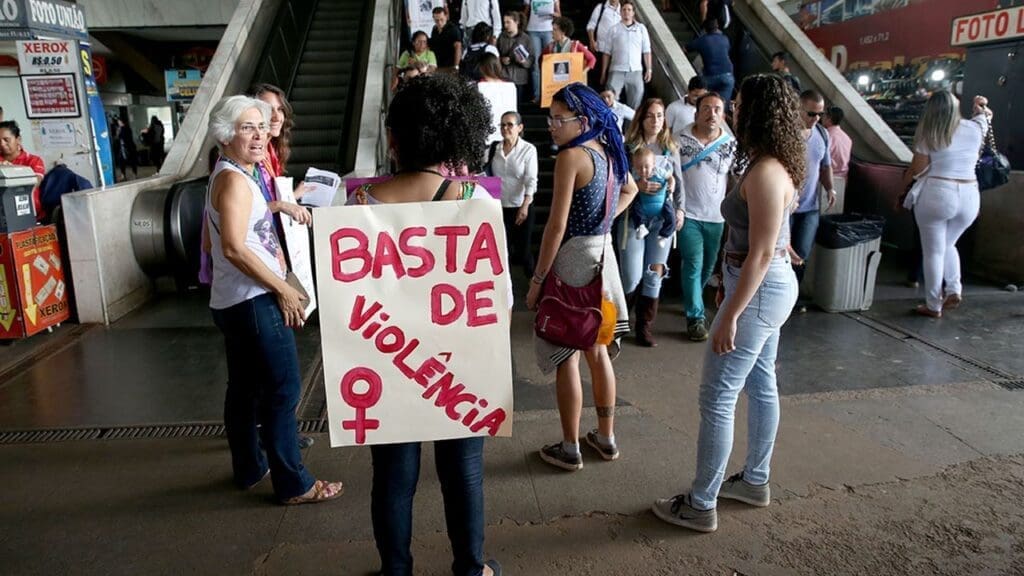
[
  {"left": 237, "top": 122, "right": 269, "bottom": 135},
  {"left": 806, "top": 111, "right": 825, "bottom": 118},
  {"left": 547, "top": 115, "right": 581, "bottom": 129},
  {"left": 500, "top": 122, "right": 518, "bottom": 128}
]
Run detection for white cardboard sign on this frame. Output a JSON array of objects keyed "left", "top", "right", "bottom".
[
  {"left": 313, "top": 199, "right": 513, "bottom": 447},
  {"left": 274, "top": 177, "right": 317, "bottom": 317}
]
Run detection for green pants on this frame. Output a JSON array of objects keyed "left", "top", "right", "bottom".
[{"left": 678, "top": 218, "right": 725, "bottom": 321}]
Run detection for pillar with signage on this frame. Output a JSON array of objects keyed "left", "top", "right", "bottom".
[
  {"left": 952, "top": 5, "right": 1023, "bottom": 170},
  {"left": 1, "top": 0, "right": 104, "bottom": 188}
]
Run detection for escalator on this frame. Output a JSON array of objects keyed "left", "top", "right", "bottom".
[{"left": 131, "top": 0, "right": 372, "bottom": 285}]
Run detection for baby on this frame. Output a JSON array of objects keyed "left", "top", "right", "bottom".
[{"left": 629, "top": 147, "right": 676, "bottom": 248}]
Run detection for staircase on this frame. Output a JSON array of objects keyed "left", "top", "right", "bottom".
[{"left": 278, "top": 0, "right": 370, "bottom": 179}]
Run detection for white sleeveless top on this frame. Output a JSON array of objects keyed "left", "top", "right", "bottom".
[{"left": 206, "top": 159, "right": 287, "bottom": 310}]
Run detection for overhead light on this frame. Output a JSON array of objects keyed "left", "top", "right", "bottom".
[
  {"left": 930, "top": 69, "right": 946, "bottom": 82},
  {"left": 857, "top": 74, "right": 870, "bottom": 87}
]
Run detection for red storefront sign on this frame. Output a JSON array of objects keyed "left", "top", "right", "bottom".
[
  {"left": 952, "top": 6, "right": 1024, "bottom": 47},
  {"left": 0, "top": 226, "right": 71, "bottom": 339},
  {"left": 804, "top": 0, "right": 1000, "bottom": 71}
]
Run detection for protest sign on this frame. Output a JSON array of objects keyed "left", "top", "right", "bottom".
[
  {"left": 314, "top": 199, "right": 513, "bottom": 447},
  {"left": 343, "top": 176, "right": 503, "bottom": 203},
  {"left": 274, "top": 177, "right": 317, "bottom": 317},
  {"left": 541, "top": 52, "right": 584, "bottom": 108}
]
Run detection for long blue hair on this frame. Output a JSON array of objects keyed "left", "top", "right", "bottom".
[{"left": 553, "top": 83, "right": 629, "bottom": 184}]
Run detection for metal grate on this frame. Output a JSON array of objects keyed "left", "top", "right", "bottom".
[{"left": 0, "top": 419, "right": 326, "bottom": 445}]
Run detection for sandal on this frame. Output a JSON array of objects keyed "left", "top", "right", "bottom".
[
  {"left": 943, "top": 293, "right": 962, "bottom": 310},
  {"left": 914, "top": 304, "right": 941, "bottom": 319},
  {"left": 485, "top": 559, "right": 502, "bottom": 576},
  {"left": 282, "top": 479, "right": 344, "bottom": 505}
]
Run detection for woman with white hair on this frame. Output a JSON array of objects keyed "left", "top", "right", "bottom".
[
  {"left": 206, "top": 95, "right": 342, "bottom": 505},
  {"left": 901, "top": 92, "right": 992, "bottom": 318}
]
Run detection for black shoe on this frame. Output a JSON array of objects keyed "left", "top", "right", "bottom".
[{"left": 298, "top": 435, "right": 315, "bottom": 450}]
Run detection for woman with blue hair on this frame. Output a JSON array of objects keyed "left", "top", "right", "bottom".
[{"left": 526, "top": 82, "right": 638, "bottom": 471}]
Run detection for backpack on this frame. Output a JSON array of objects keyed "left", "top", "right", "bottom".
[{"left": 460, "top": 45, "right": 489, "bottom": 81}]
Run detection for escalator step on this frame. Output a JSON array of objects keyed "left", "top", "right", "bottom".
[
  {"left": 307, "top": 29, "right": 357, "bottom": 41},
  {"left": 288, "top": 144, "right": 340, "bottom": 163},
  {"left": 291, "top": 100, "right": 348, "bottom": 116},
  {"left": 291, "top": 128, "right": 345, "bottom": 145},
  {"left": 296, "top": 60, "right": 354, "bottom": 75},
  {"left": 293, "top": 74, "right": 351, "bottom": 88},
  {"left": 291, "top": 86, "right": 349, "bottom": 100},
  {"left": 304, "top": 39, "right": 359, "bottom": 51},
  {"left": 293, "top": 113, "right": 346, "bottom": 128}
]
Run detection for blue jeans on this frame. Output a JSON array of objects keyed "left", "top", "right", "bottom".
[
  {"left": 704, "top": 72, "right": 735, "bottom": 107},
  {"left": 789, "top": 209, "right": 819, "bottom": 285},
  {"left": 529, "top": 30, "right": 552, "bottom": 100},
  {"left": 211, "top": 293, "right": 314, "bottom": 500},
  {"left": 691, "top": 258, "right": 798, "bottom": 510},
  {"left": 620, "top": 215, "right": 673, "bottom": 298},
  {"left": 371, "top": 437, "right": 486, "bottom": 576},
  {"left": 678, "top": 218, "right": 725, "bottom": 321}
]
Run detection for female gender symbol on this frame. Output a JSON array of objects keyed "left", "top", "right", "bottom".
[{"left": 340, "top": 367, "right": 382, "bottom": 444}]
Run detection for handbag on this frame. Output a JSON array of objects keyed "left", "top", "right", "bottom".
[
  {"left": 902, "top": 166, "right": 929, "bottom": 210},
  {"left": 976, "top": 125, "right": 1010, "bottom": 192},
  {"left": 534, "top": 157, "right": 615, "bottom": 349}
]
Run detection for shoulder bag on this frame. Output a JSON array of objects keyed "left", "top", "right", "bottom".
[
  {"left": 534, "top": 156, "right": 614, "bottom": 349},
  {"left": 976, "top": 124, "right": 1011, "bottom": 192}
]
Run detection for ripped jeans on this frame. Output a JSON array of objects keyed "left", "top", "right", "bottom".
[{"left": 619, "top": 215, "right": 672, "bottom": 298}]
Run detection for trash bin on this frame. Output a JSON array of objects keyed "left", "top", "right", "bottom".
[{"left": 812, "top": 213, "right": 885, "bottom": 312}]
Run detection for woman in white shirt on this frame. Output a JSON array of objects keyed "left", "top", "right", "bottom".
[
  {"left": 524, "top": 0, "right": 561, "bottom": 102},
  {"left": 902, "top": 91, "right": 992, "bottom": 318},
  {"left": 488, "top": 111, "right": 539, "bottom": 276}
]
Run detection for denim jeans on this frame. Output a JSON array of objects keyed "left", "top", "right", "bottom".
[
  {"left": 691, "top": 258, "right": 798, "bottom": 510},
  {"left": 529, "top": 30, "right": 553, "bottom": 100},
  {"left": 789, "top": 209, "right": 819, "bottom": 285},
  {"left": 210, "top": 293, "right": 314, "bottom": 500},
  {"left": 620, "top": 215, "right": 673, "bottom": 298},
  {"left": 914, "top": 178, "right": 980, "bottom": 311},
  {"left": 703, "top": 72, "right": 735, "bottom": 107},
  {"left": 678, "top": 218, "right": 725, "bottom": 321},
  {"left": 371, "top": 437, "right": 486, "bottom": 576}
]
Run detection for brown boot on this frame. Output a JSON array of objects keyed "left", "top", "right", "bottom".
[{"left": 636, "top": 295, "right": 658, "bottom": 347}]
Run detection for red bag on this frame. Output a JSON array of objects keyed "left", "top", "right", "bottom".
[{"left": 534, "top": 156, "right": 614, "bottom": 349}]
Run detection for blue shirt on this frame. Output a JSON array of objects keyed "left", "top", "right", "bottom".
[
  {"left": 686, "top": 32, "right": 732, "bottom": 77},
  {"left": 796, "top": 125, "right": 831, "bottom": 214}
]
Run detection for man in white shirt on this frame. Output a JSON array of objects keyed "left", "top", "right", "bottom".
[
  {"left": 599, "top": 0, "right": 651, "bottom": 110},
  {"left": 586, "top": 0, "right": 622, "bottom": 87},
  {"left": 665, "top": 75, "right": 708, "bottom": 139},
  {"left": 675, "top": 92, "right": 736, "bottom": 341},
  {"left": 461, "top": 0, "right": 501, "bottom": 42}
]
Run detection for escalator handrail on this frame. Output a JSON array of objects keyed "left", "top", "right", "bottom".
[{"left": 284, "top": 0, "right": 320, "bottom": 96}]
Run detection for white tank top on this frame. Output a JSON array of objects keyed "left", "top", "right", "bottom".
[{"left": 206, "top": 159, "right": 287, "bottom": 310}]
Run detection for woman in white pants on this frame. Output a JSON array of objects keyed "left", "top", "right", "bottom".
[{"left": 902, "top": 92, "right": 992, "bottom": 318}]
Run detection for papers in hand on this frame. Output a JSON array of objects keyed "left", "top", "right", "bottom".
[{"left": 301, "top": 167, "right": 341, "bottom": 207}]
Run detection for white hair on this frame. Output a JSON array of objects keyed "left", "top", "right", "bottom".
[{"left": 208, "top": 95, "right": 271, "bottom": 150}]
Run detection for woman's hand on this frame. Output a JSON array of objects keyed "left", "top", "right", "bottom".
[
  {"left": 515, "top": 205, "right": 529, "bottom": 225},
  {"left": 501, "top": 56, "right": 511, "bottom": 65},
  {"left": 276, "top": 284, "right": 307, "bottom": 328},
  {"left": 710, "top": 313, "right": 737, "bottom": 355},
  {"left": 675, "top": 209, "right": 685, "bottom": 231},
  {"left": 973, "top": 95, "right": 992, "bottom": 118},
  {"left": 294, "top": 181, "right": 309, "bottom": 200},
  {"left": 526, "top": 279, "right": 542, "bottom": 310},
  {"left": 279, "top": 202, "right": 312, "bottom": 225}
]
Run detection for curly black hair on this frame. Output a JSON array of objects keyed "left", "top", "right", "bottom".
[
  {"left": 386, "top": 74, "right": 493, "bottom": 173},
  {"left": 734, "top": 74, "right": 806, "bottom": 189}
]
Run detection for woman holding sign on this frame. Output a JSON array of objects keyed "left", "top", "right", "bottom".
[
  {"left": 346, "top": 74, "right": 504, "bottom": 576},
  {"left": 528, "top": 83, "right": 638, "bottom": 472},
  {"left": 205, "top": 95, "right": 342, "bottom": 506}
]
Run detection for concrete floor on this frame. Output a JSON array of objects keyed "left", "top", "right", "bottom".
[{"left": 2, "top": 269, "right": 1024, "bottom": 575}]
